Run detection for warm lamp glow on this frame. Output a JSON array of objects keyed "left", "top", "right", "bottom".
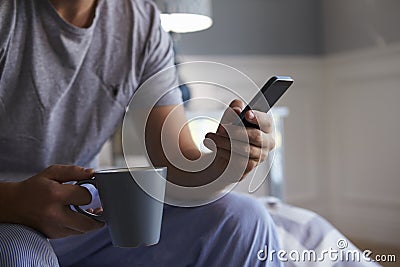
[
  {"left": 154, "top": 0, "right": 213, "bottom": 33},
  {"left": 160, "top": 13, "right": 213, "bottom": 33}
]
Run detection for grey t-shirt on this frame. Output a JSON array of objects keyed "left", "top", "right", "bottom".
[{"left": 0, "top": 0, "right": 182, "bottom": 176}]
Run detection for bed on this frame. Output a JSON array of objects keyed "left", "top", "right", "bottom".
[{"left": 259, "top": 197, "right": 381, "bottom": 267}]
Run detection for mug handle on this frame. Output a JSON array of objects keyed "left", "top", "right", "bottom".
[{"left": 73, "top": 179, "right": 105, "bottom": 223}]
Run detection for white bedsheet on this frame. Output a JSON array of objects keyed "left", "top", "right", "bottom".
[{"left": 260, "top": 197, "right": 382, "bottom": 267}]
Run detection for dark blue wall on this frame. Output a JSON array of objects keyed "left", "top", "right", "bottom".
[
  {"left": 173, "top": 0, "right": 400, "bottom": 56},
  {"left": 175, "top": 0, "right": 323, "bottom": 55}
]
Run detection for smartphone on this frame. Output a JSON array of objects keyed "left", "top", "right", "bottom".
[{"left": 234, "top": 76, "right": 293, "bottom": 129}]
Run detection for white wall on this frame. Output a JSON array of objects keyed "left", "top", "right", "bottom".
[
  {"left": 320, "top": 0, "right": 400, "bottom": 247},
  {"left": 324, "top": 44, "right": 400, "bottom": 247}
]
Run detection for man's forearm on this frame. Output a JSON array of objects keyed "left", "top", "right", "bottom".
[
  {"left": 149, "top": 150, "right": 230, "bottom": 188},
  {"left": 0, "top": 182, "right": 20, "bottom": 223}
]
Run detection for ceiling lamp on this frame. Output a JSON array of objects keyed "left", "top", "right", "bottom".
[{"left": 153, "top": 0, "right": 213, "bottom": 33}]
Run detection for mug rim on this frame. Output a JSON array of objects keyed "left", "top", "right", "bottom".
[{"left": 95, "top": 166, "right": 166, "bottom": 174}]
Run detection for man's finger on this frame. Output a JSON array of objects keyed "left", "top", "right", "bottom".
[
  {"left": 206, "top": 132, "right": 267, "bottom": 160},
  {"left": 60, "top": 183, "right": 92, "bottom": 206},
  {"left": 219, "top": 99, "right": 245, "bottom": 125},
  {"left": 94, "top": 207, "right": 103, "bottom": 215},
  {"left": 42, "top": 165, "right": 94, "bottom": 183},
  {"left": 243, "top": 110, "right": 273, "bottom": 133},
  {"left": 229, "top": 99, "right": 246, "bottom": 109},
  {"left": 214, "top": 124, "right": 274, "bottom": 149},
  {"left": 64, "top": 207, "right": 104, "bottom": 233}
]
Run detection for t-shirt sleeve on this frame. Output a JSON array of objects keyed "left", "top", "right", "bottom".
[
  {"left": 0, "top": 0, "right": 16, "bottom": 56},
  {"left": 140, "top": 2, "right": 182, "bottom": 106}
]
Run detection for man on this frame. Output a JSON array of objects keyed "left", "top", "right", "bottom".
[{"left": 0, "top": 0, "right": 281, "bottom": 266}]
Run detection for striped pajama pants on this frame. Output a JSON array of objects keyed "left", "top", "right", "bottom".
[{"left": 0, "top": 224, "right": 59, "bottom": 266}]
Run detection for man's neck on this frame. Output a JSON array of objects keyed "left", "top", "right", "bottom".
[{"left": 49, "top": 0, "right": 98, "bottom": 28}]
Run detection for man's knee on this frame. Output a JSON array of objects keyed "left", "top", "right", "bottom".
[
  {"left": 0, "top": 224, "right": 59, "bottom": 267},
  {"left": 193, "top": 192, "right": 281, "bottom": 266},
  {"left": 212, "top": 192, "right": 273, "bottom": 227},
  {"left": 202, "top": 192, "right": 278, "bottom": 245}
]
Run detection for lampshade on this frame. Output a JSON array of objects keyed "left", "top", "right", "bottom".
[{"left": 153, "top": 0, "right": 213, "bottom": 33}]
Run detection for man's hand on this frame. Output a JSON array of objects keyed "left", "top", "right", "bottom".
[
  {"left": 204, "top": 100, "right": 275, "bottom": 180},
  {"left": 7, "top": 165, "right": 104, "bottom": 239},
  {"left": 144, "top": 101, "right": 274, "bottom": 187}
]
